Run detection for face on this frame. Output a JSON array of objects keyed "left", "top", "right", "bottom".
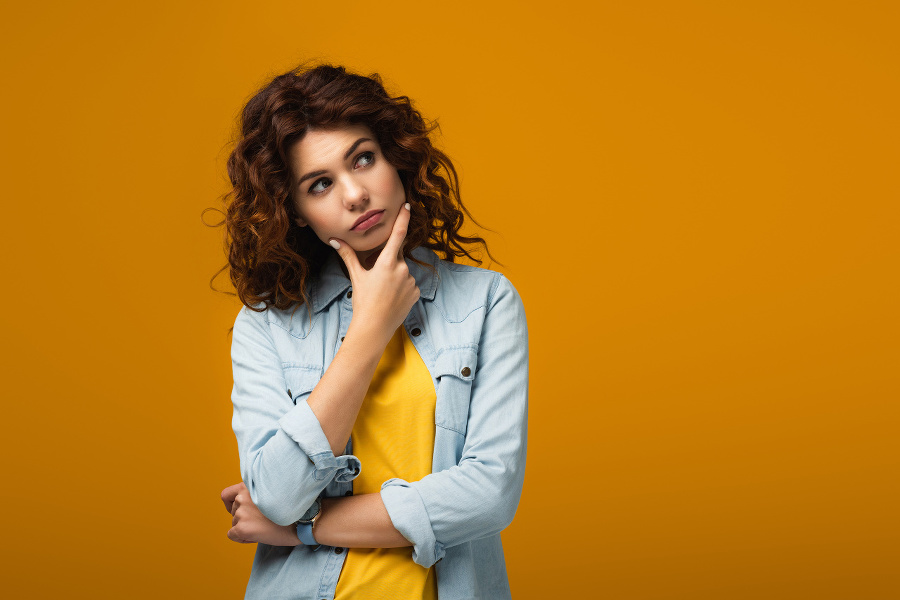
[{"left": 289, "top": 123, "right": 406, "bottom": 267}]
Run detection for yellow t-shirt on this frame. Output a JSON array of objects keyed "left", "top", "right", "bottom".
[{"left": 333, "top": 327, "right": 439, "bottom": 600}]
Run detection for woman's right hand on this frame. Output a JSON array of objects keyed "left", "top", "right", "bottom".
[
  {"left": 304, "top": 203, "right": 419, "bottom": 456},
  {"left": 329, "top": 203, "right": 420, "bottom": 346}
]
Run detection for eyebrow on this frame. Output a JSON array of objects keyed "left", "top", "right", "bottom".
[{"left": 296, "top": 137, "right": 373, "bottom": 187}]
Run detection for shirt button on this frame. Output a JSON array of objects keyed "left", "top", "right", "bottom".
[
  {"left": 411, "top": 327, "right": 421, "bottom": 337},
  {"left": 341, "top": 336, "right": 345, "bottom": 342},
  {"left": 334, "top": 547, "right": 344, "bottom": 554},
  {"left": 346, "top": 290, "right": 352, "bottom": 298},
  {"left": 344, "top": 490, "right": 352, "bottom": 496},
  {"left": 461, "top": 367, "right": 471, "bottom": 377}
]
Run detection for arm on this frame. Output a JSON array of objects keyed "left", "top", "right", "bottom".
[
  {"left": 229, "top": 276, "right": 527, "bottom": 555},
  {"left": 298, "top": 277, "right": 528, "bottom": 554},
  {"left": 222, "top": 482, "right": 410, "bottom": 548},
  {"left": 231, "top": 204, "right": 419, "bottom": 526},
  {"left": 230, "top": 307, "right": 358, "bottom": 526},
  {"left": 314, "top": 494, "right": 410, "bottom": 548}
]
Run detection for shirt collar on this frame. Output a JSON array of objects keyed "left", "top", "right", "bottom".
[{"left": 309, "top": 246, "right": 440, "bottom": 313}]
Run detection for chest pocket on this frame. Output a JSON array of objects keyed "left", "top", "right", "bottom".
[
  {"left": 433, "top": 346, "right": 478, "bottom": 435},
  {"left": 283, "top": 365, "right": 323, "bottom": 405}
]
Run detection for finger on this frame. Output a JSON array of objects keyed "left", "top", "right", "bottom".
[
  {"left": 221, "top": 483, "right": 244, "bottom": 513},
  {"left": 329, "top": 238, "right": 363, "bottom": 278},
  {"left": 227, "top": 528, "right": 245, "bottom": 544},
  {"left": 379, "top": 203, "right": 411, "bottom": 264}
]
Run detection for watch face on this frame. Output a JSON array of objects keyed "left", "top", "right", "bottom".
[{"left": 298, "top": 499, "right": 320, "bottom": 523}]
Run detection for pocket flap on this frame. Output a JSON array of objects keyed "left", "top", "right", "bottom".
[
  {"left": 283, "top": 366, "right": 322, "bottom": 403},
  {"left": 433, "top": 346, "right": 478, "bottom": 381}
]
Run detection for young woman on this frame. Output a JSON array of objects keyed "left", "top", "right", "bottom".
[{"left": 218, "top": 64, "right": 529, "bottom": 599}]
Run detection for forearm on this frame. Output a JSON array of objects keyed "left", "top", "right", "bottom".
[
  {"left": 234, "top": 319, "right": 401, "bottom": 523},
  {"left": 307, "top": 210, "right": 419, "bottom": 457},
  {"left": 307, "top": 321, "right": 391, "bottom": 456},
  {"left": 314, "top": 493, "right": 411, "bottom": 548}
]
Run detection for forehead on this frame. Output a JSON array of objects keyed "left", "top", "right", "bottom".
[{"left": 289, "top": 123, "right": 376, "bottom": 169}]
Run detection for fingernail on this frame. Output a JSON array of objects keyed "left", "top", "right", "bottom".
[
  {"left": 329, "top": 240, "right": 340, "bottom": 250},
  {"left": 404, "top": 203, "right": 410, "bottom": 210}
]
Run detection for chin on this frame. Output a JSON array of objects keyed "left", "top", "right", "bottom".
[{"left": 355, "top": 233, "right": 391, "bottom": 253}]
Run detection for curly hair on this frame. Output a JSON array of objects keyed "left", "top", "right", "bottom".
[{"left": 214, "top": 63, "right": 494, "bottom": 313}]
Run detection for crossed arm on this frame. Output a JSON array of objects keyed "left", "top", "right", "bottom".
[{"left": 222, "top": 483, "right": 409, "bottom": 548}]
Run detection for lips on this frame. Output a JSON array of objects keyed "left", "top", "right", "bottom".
[{"left": 351, "top": 209, "right": 385, "bottom": 231}]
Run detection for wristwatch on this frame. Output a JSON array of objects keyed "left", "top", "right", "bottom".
[{"left": 295, "top": 499, "right": 322, "bottom": 546}]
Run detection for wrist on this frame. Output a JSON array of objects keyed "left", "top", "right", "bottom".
[
  {"left": 285, "top": 524, "right": 303, "bottom": 546},
  {"left": 295, "top": 498, "right": 324, "bottom": 546},
  {"left": 344, "top": 321, "right": 393, "bottom": 356}
]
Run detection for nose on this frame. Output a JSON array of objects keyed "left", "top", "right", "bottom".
[{"left": 341, "top": 176, "right": 368, "bottom": 211}]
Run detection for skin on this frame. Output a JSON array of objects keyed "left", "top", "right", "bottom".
[
  {"left": 290, "top": 123, "right": 408, "bottom": 270},
  {"left": 222, "top": 124, "right": 420, "bottom": 548}
]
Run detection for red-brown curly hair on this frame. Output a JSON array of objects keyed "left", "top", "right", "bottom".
[{"left": 215, "top": 63, "right": 493, "bottom": 313}]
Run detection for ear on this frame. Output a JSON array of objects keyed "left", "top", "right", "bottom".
[{"left": 294, "top": 216, "right": 308, "bottom": 227}]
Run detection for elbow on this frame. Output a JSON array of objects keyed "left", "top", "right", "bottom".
[
  {"left": 239, "top": 440, "right": 361, "bottom": 526},
  {"left": 476, "top": 468, "right": 524, "bottom": 535},
  {"left": 460, "top": 492, "right": 518, "bottom": 543},
  {"left": 243, "top": 452, "right": 321, "bottom": 526},
  {"left": 257, "top": 497, "right": 302, "bottom": 527},
  {"left": 499, "top": 498, "right": 519, "bottom": 531},
  {"left": 246, "top": 478, "right": 304, "bottom": 526},
  {"left": 490, "top": 490, "right": 521, "bottom": 533},
  {"left": 493, "top": 459, "right": 526, "bottom": 531}
]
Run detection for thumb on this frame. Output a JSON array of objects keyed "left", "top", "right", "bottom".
[{"left": 329, "top": 238, "right": 361, "bottom": 277}]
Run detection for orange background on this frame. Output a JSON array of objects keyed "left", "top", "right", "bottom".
[{"left": 2, "top": 1, "right": 898, "bottom": 598}]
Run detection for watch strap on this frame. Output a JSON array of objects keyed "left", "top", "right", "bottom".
[
  {"left": 296, "top": 520, "right": 318, "bottom": 546},
  {"left": 295, "top": 499, "right": 322, "bottom": 546}
]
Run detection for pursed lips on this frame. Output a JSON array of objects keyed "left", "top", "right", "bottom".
[{"left": 351, "top": 209, "right": 384, "bottom": 230}]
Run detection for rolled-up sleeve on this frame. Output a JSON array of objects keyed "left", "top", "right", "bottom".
[
  {"left": 380, "top": 275, "right": 529, "bottom": 567},
  {"left": 231, "top": 306, "right": 360, "bottom": 526}
]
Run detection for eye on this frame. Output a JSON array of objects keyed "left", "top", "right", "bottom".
[
  {"left": 355, "top": 151, "right": 375, "bottom": 168},
  {"left": 308, "top": 177, "right": 332, "bottom": 195}
]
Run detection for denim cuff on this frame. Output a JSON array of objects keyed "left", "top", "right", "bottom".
[
  {"left": 381, "top": 478, "right": 445, "bottom": 567},
  {"left": 279, "top": 399, "right": 361, "bottom": 482}
]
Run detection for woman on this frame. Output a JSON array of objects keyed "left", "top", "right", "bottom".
[{"left": 218, "top": 63, "right": 528, "bottom": 599}]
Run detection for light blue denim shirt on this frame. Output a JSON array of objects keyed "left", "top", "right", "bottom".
[{"left": 230, "top": 246, "right": 529, "bottom": 600}]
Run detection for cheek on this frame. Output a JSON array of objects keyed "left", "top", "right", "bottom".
[
  {"left": 295, "top": 206, "right": 331, "bottom": 237},
  {"left": 306, "top": 215, "right": 336, "bottom": 238},
  {"left": 381, "top": 169, "right": 405, "bottom": 200}
]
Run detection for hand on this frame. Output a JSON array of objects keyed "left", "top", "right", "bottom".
[
  {"left": 221, "top": 482, "right": 243, "bottom": 514},
  {"left": 221, "top": 482, "right": 301, "bottom": 546},
  {"left": 329, "top": 203, "right": 420, "bottom": 346}
]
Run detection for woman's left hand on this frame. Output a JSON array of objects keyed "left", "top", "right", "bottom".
[{"left": 221, "top": 482, "right": 302, "bottom": 546}]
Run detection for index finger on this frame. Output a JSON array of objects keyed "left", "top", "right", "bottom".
[
  {"left": 379, "top": 203, "right": 411, "bottom": 263},
  {"left": 221, "top": 482, "right": 245, "bottom": 513}
]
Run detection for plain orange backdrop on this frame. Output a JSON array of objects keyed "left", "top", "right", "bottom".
[{"left": 2, "top": 1, "right": 898, "bottom": 598}]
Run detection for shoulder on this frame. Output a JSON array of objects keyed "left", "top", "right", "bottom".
[
  {"left": 233, "top": 300, "right": 315, "bottom": 340},
  {"left": 431, "top": 256, "right": 525, "bottom": 321}
]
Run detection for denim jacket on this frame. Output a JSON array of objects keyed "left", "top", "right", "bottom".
[{"left": 230, "top": 246, "right": 529, "bottom": 600}]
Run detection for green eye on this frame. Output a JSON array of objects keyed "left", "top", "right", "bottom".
[
  {"left": 356, "top": 152, "right": 375, "bottom": 168},
  {"left": 309, "top": 177, "right": 331, "bottom": 194}
]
